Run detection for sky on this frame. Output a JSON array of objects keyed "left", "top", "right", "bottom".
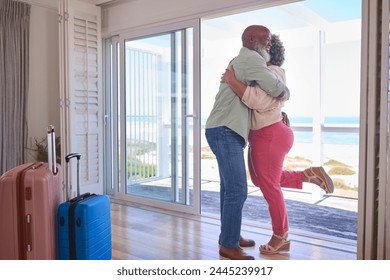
[
  {"left": 201, "top": 0, "right": 362, "bottom": 120},
  {"left": 303, "top": 0, "right": 361, "bottom": 22}
]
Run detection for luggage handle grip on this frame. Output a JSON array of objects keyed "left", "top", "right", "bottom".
[
  {"left": 65, "top": 153, "right": 81, "bottom": 162},
  {"left": 65, "top": 153, "right": 81, "bottom": 201},
  {"left": 69, "top": 192, "right": 92, "bottom": 203}
]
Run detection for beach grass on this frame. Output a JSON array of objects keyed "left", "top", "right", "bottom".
[{"left": 201, "top": 146, "right": 358, "bottom": 198}]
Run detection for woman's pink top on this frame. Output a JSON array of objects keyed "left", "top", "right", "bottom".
[{"left": 241, "top": 65, "right": 288, "bottom": 130}]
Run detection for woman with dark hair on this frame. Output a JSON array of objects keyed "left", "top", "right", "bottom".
[{"left": 221, "top": 34, "right": 334, "bottom": 255}]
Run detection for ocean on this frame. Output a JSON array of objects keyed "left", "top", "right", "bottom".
[
  {"left": 287, "top": 117, "right": 360, "bottom": 168},
  {"left": 127, "top": 115, "right": 360, "bottom": 146},
  {"left": 290, "top": 117, "right": 359, "bottom": 145}
]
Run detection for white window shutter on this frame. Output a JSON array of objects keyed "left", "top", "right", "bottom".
[{"left": 59, "top": 0, "right": 103, "bottom": 196}]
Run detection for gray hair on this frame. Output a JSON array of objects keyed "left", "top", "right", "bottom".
[{"left": 269, "top": 34, "right": 285, "bottom": 67}]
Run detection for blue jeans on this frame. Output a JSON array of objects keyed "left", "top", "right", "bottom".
[{"left": 205, "top": 127, "right": 248, "bottom": 248}]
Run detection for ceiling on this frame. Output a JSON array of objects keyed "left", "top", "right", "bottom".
[{"left": 80, "top": 0, "right": 115, "bottom": 5}]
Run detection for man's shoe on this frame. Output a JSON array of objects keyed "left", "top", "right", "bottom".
[
  {"left": 219, "top": 246, "right": 255, "bottom": 260},
  {"left": 239, "top": 236, "right": 255, "bottom": 247}
]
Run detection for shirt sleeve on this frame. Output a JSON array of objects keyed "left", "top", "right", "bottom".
[
  {"left": 241, "top": 86, "right": 281, "bottom": 112},
  {"left": 241, "top": 64, "right": 288, "bottom": 111},
  {"left": 234, "top": 52, "right": 285, "bottom": 98}
]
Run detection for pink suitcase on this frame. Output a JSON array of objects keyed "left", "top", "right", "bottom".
[{"left": 0, "top": 126, "right": 62, "bottom": 260}]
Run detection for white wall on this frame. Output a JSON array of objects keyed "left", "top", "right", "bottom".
[
  {"left": 26, "top": 1, "right": 60, "bottom": 161},
  {"left": 23, "top": 0, "right": 298, "bottom": 162}
]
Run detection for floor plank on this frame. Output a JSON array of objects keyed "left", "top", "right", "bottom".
[{"left": 110, "top": 201, "right": 357, "bottom": 260}]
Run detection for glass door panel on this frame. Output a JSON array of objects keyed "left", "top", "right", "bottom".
[{"left": 123, "top": 29, "right": 194, "bottom": 207}]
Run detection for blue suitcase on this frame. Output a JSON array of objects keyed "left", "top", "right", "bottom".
[{"left": 57, "top": 153, "right": 112, "bottom": 260}]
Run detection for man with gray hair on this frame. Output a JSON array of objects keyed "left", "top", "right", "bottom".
[{"left": 205, "top": 25, "right": 288, "bottom": 260}]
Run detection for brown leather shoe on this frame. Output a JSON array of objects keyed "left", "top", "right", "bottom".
[
  {"left": 239, "top": 236, "right": 255, "bottom": 247},
  {"left": 303, "top": 167, "right": 334, "bottom": 193},
  {"left": 219, "top": 246, "right": 255, "bottom": 260}
]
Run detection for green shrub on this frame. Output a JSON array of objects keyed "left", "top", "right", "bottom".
[{"left": 127, "top": 157, "right": 156, "bottom": 179}]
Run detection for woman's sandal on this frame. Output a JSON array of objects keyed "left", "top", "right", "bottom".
[
  {"left": 303, "top": 167, "right": 334, "bottom": 194},
  {"left": 259, "top": 233, "right": 290, "bottom": 255}
]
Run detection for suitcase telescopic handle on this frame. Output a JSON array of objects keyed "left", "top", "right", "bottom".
[
  {"left": 47, "top": 125, "right": 58, "bottom": 175},
  {"left": 65, "top": 153, "right": 81, "bottom": 201}
]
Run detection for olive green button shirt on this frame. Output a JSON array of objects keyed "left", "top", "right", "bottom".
[{"left": 206, "top": 47, "right": 286, "bottom": 143}]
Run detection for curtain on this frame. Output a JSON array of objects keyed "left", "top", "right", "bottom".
[{"left": 0, "top": 0, "right": 31, "bottom": 175}]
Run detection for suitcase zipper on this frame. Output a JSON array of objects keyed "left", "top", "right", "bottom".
[
  {"left": 68, "top": 193, "right": 96, "bottom": 259},
  {"left": 16, "top": 163, "right": 35, "bottom": 259}
]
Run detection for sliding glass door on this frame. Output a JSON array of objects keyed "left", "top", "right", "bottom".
[{"left": 105, "top": 21, "right": 200, "bottom": 214}]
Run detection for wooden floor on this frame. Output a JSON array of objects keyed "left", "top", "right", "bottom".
[{"left": 110, "top": 201, "right": 357, "bottom": 260}]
